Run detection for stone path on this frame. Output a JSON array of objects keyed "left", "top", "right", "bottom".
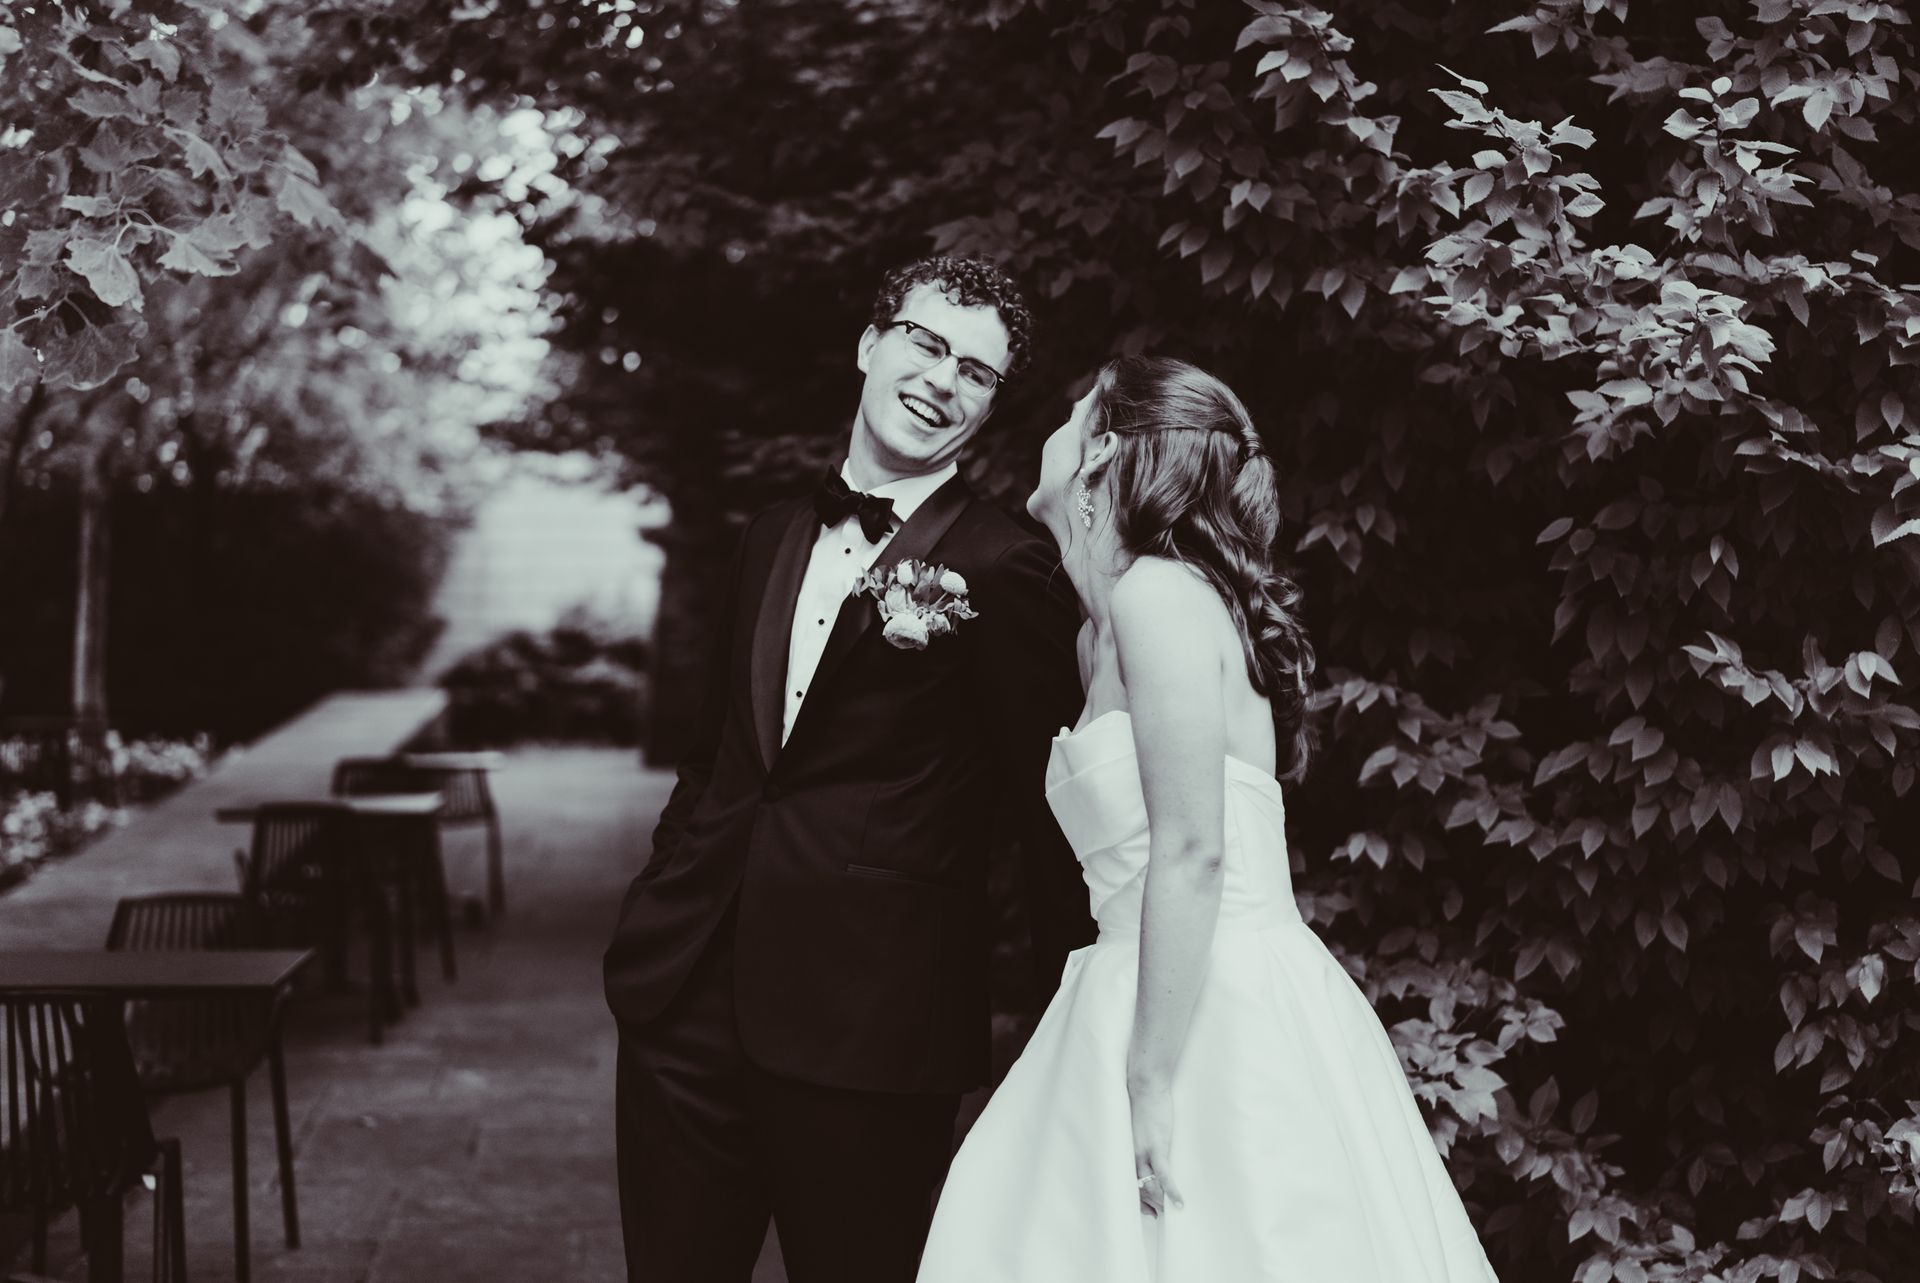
[{"left": 19, "top": 747, "right": 799, "bottom": 1282}]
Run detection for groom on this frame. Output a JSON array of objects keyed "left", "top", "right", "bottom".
[{"left": 603, "top": 256, "right": 1091, "bottom": 1283}]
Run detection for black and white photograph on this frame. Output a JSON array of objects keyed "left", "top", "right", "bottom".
[{"left": 3, "top": 2, "right": 1918, "bottom": 1281}]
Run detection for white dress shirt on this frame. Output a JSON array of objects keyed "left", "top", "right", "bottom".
[{"left": 782, "top": 460, "right": 958, "bottom": 744}]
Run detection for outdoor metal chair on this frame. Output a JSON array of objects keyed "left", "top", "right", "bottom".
[
  {"left": 0, "top": 991, "right": 187, "bottom": 1283},
  {"left": 106, "top": 894, "right": 300, "bottom": 1283},
  {"left": 334, "top": 754, "right": 507, "bottom": 917},
  {"left": 233, "top": 803, "right": 398, "bottom": 1044},
  {"left": 330, "top": 760, "right": 466, "bottom": 984}
]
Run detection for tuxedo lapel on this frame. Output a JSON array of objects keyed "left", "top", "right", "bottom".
[
  {"left": 748, "top": 502, "right": 818, "bottom": 771},
  {"left": 790, "top": 473, "right": 974, "bottom": 741}
]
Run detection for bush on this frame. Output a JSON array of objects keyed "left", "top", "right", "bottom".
[
  {"left": 0, "top": 731, "right": 213, "bottom": 887},
  {"left": 438, "top": 608, "right": 649, "bottom": 746},
  {"left": 0, "top": 484, "right": 452, "bottom": 743},
  {"left": 0, "top": 792, "right": 121, "bottom": 881}
]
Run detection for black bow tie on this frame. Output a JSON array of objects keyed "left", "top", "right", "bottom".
[{"left": 813, "top": 469, "right": 897, "bottom": 542}]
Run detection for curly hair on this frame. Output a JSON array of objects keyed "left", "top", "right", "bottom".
[
  {"left": 870, "top": 256, "right": 1035, "bottom": 378},
  {"left": 1084, "top": 355, "right": 1318, "bottom": 781}
]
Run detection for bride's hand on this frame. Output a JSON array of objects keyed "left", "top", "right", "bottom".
[{"left": 1129, "top": 1079, "right": 1184, "bottom": 1217}]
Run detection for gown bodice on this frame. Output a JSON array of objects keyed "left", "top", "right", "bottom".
[{"left": 1045, "top": 709, "right": 1299, "bottom": 941}]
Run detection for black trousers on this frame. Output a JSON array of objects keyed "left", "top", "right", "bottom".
[{"left": 615, "top": 908, "right": 961, "bottom": 1283}]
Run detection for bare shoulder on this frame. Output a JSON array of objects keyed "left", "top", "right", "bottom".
[{"left": 1110, "top": 556, "right": 1228, "bottom": 631}]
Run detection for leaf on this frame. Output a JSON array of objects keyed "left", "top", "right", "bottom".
[
  {"left": 158, "top": 233, "right": 234, "bottom": 277},
  {"left": 1803, "top": 90, "right": 1834, "bottom": 132},
  {"left": 64, "top": 237, "right": 142, "bottom": 310},
  {"left": 208, "top": 80, "right": 267, "bottom": 135},
  {"left": 129, "top": 37, "right": 182, "bottom": 82},
  {"left": 1663, "top": 911, "right": 1690, "bottom": 950},
  {"left": 1358, "top": 745, "right": 1397, "bottom": 784},
  {"left": 1599, "top": 378, "right": 1652, "bottom": 406},
  {"left": 1438, "top": 65, "right": 1489, "bottom": 96},
  {"left": 15, "top": 263, "right": 61, "bottom": 301},
  {"left": 1549, "top": 119, "right": 1596, "bottom": 149},
  {"left": 40, "top": 320, "right": 140, "bottom": 391},
  {"left": 1865, "top": 846, "right": 1900, "bottom": 882},
  {"left": 0, "top": 327, "right": 39, "bottom": 391},
  {"left": 1388, "top": 266, "right": 1428, "bottom": 294},
  {"left": 1199, "top": 241, "right": 1232, "bottom": 285},
  {"left": 1461, "top": 173, "right": 1494, "bottom": 208},
  {"left": 178, "top": 131, "right": 230, "bottom": 181},
  {"left": 1565, "top": 193, "right": 1605, "bottom": 218},
  {"left": 78, "top": 125, "right": 143, "bottom": 175},
  {"left": 1537, "top": 517, "right": 1573, "bottom": 544},
  {"left": 1856, "top": 954, "right": 1885, "bottom": 1001},
  {"left": 1248, "top": 259, "right": 1275, "bottom": 299},
  {"left": 70, "top": 87, "right": 131, "bottom": 120},
  {"left": 1871, "top": 508, "right": 1920, "bottom": 546},
  {"left": 1771, "top": 740, "right": 1795, "bottom": 780},
  {"left": 272, "top": 174, "right": 345, "bottom": 232}
]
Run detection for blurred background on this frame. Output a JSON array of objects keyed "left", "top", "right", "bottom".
[{"left": 5, "top": 2, "right": 1920, "bottom": 1281}]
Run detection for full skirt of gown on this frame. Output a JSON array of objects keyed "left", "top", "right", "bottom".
[{"left": 916, "top": 712, "right": 1498, "bottom": 1283}]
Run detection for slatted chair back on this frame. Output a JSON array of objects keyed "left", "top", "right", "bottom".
[
  {"left": 0, "top": 992, "right": 154, "bottom": 1212},
  {"left": 330, "top": 757, "right": 438, "bottom": 800},
  {"left": 422, "top": 767, "right": 495, "bottom": 826},
  {"left": 106, "top": 895, "right": 273, "bottom": 1094},
  {"left": 0, "top": 993, "right": 186, "bottom": 1281},
  {"left": 238, "top": 803, "right": 353, "bottom": 903},
  {"left": 107, "top": 892, "right": 264, "bottom": 953}
]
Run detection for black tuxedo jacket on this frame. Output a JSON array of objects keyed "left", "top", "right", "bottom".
[{"left": 603, "top": 473, "right": 1093, "bottom": 1095}]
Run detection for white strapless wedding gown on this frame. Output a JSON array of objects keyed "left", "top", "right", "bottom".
[{"left": 917, "top": 710, "right": 1498, "bottom": 1283}]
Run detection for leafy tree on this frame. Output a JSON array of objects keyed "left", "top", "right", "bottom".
[
  {"left": 2, "top": 1, "right": 549, "bottom": 726},
  {"left": 54, "top": 0, "right": 1920, "bottom": 1278},
  {"left": 385, "top": 5, "right": 1920, "bottom": 1275}
]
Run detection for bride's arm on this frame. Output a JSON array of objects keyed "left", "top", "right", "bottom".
[{"left": 1111, "top": 558, "right": 1228, "bottom": 1212}]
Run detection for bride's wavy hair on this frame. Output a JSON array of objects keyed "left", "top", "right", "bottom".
[{"left": 1082, "top": 355, "right": 1317, "bottom": 780}]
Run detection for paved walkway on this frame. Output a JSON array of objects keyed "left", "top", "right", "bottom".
[
  {"left": 414, "top": 468, "right": 666, "bottom": 683},
  {"left": 23, "top": 747, "right": 772, "bottom": 1282},
  {"left": 0, "top": 691, "right": 448, "bottom": 950}
]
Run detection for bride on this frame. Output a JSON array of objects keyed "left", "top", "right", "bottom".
[{"left": 916, "top": 357, "right": 1498, "bottom": 1282}]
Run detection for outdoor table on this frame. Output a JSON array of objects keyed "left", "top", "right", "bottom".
[
  {"left": 398, "top": 751, "right": 504, "bottom": 772},
  {"left": 214, "top": 793, "right": 445, "bottom": 824},
  {"left": 0, "top": 949, "right": 313, "bottom": 996},
  {"left": 218, "top": 795, "right": 450, "bottom": 1014},
  {"left": 0, "top": 948, "right": 313, "bottom": 1283}
]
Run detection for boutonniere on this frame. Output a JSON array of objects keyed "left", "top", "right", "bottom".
[{"left": 852, "top": 558, "right": 979, "bottom": 650}]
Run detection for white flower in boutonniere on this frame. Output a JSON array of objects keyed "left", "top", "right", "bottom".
[{"left": 854, "top": 558, "right": 979, "bottom": 650}]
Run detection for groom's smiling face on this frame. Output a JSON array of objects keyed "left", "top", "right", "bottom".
[{"left": 851, "top": 284, "right": 1011, "bottom": 480}]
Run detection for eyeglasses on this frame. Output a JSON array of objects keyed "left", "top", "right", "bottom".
[{"left": 886, "top": 319, "right": 1008, "bottom": 396}]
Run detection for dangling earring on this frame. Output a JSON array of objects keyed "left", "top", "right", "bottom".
[{"left": 1074, "top": 481, "right": 1095, "bottom": 530}]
